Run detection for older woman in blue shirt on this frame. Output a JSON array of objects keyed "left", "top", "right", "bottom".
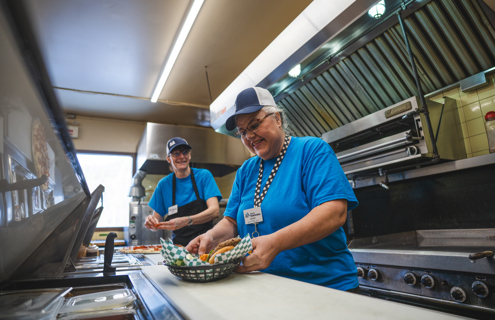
[{"left": 187, "top": 87, "right": 359, "bottom": 291}]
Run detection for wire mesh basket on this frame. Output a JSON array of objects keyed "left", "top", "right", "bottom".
[{"left": 165, "top": 259, "right": 242, "bottom": 282}]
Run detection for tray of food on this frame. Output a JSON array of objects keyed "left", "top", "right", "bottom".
[{"left": 118, "top": 244, "right": 162, "bottom": 254}]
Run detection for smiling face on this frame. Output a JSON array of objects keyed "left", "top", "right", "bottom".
[
  {"left": 166, "top": 147, "right": 191, "bottom": 173},
  {"left": 236, "top": 110, "right": 285, "bottom": 160}
]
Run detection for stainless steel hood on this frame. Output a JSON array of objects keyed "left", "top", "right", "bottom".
[
  {"left": 211, "top": 0, "right": 495, "bottom": 138},
  {"left": 272, "top": 0, "right": 495, "bottom": 138},
  {"left": 273, "top": 0, "right": 495, "bottom": 137},
  {"left": 136, "top": 123, "right": 251, "bottom": 177}
]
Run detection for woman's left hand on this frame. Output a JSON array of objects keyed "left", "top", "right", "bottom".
[
  {"left": 236, "top": 234, "right": 281, "bottom": 273},
  {"left": 156, "top": 217, "right": 189, "bottom": 230}
]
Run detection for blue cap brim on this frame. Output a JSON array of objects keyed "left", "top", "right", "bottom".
[
  {"left": 225, "top": 105, "right": 263, "bottom": 131},
  {"left": 168, "top": 143, "right": 192, "bottom": 154}
]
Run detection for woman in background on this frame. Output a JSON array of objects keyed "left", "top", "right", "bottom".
[{"left": 144, "top": 137, "right": 222, "bottom": 246}]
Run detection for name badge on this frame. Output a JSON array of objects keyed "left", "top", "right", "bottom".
[
  {"left": 168, "top": 204, "right": 178, "bottom": 216},
  {"left": 243, "top": 207, "right": 263, "bottom": 225}
]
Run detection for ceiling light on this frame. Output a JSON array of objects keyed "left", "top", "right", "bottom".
[
  {"left": 288, "top": 64, "right": 301, "bottom": 78},
  {"left": 151, "top": 0, "right": 205, "bottom": 103},
  {"left": 368, "top": 0, "right": 386, "bottom": 19}
]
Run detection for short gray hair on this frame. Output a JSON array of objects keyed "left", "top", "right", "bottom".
[{"left": 261, "top": 105, "right": 289, "bottom": 133}]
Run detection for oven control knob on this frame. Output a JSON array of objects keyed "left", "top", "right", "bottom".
[
  {"left": 421, "top": 274, "right": 435, "bottom": 289},
  {"left": 450, "top": 287, "right": 467, "bottom": 303},
  {"left": 356, "top": 267, "right": 366, "bottom": 278},
  {"left": 472, "top": 281, "right": 489, "bottom": 298},
  {"left": 368, "top": 268, "right": 379, "bottom": 281},
  {"left": 403, "top": 272, "right": 417, "bottom": 286}
]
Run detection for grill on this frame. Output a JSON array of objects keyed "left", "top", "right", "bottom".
[
  {"left": 349, "top": 229, "right": 495, "bottom": 319},
  {"left": 343, "top": 156, "right": 495, "bottom": 319}
]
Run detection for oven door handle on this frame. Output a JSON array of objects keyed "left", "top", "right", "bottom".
[{"left": 337, "top": 135, "right": 411, "bottom": 162}]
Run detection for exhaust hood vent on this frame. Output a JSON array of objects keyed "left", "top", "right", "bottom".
[
  {"left": 273, "top": 0, "right": 495, "bottom": 137},
  {"left": 136, "top": 123, "right": 250, "bottom": 177}
]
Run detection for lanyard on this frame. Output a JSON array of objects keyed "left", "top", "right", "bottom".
[
  {"left": 254, "top": 135, "right": 290, "bottom": 206},
  {"left": 251, "top": 135, "right": 290, "bottom": 237}
]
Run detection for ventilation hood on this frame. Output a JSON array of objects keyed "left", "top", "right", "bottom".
[
  {"left": 210, "top": 0, "right": 495, "bottom": 137},
  {"left": 272, "top": 0, "right": 495, "bottom": 138},
  {"left": 136, "top": 123, "right": 251, "bottom": 177}
]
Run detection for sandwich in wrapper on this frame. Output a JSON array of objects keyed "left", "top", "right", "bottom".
[{"left": 160, "top": 235, "right": 252, "bottom": 267}]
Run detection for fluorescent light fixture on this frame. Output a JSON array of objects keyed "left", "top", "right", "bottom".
[
  {"left": 368, "top": 0, "right": 385, "bottom": 19},
  {"left": 288, "top": 64, "right": 301, "bottom": 78},
  {"left": 151, "top": 0, "right": 205, "bottom": 103}
]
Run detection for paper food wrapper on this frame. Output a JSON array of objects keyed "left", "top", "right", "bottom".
[{"left": 160, "top": 235, "right": 253, "bottom": 267}]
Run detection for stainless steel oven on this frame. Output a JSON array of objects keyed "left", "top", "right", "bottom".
[{"left": 322, "top": 96, "right": 465, "bottom": 181}]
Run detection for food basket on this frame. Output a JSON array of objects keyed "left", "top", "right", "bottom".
[{"left": 165, "top": 258, "right": 242, "bottom": 283}]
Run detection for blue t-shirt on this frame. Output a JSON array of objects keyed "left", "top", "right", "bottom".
[
  {"left": 149, "top": 168, "right": 222, "bottom": 216},
  {"left": 224, "top": 136, "right": 359, "bottom": 290}
]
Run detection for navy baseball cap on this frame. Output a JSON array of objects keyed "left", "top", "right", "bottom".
[
  {"left": 225, "top": 87, "right": 277, "bottom": 131},
  {"left": 166, "top": 137, "right": 191, "bottom": 154}
]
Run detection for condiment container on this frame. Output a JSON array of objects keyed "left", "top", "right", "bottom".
[
  {"left": 0, "top": 287, "right": 71, "bottom": 320},
  {"left": 59, "top": 288, "right": 136, "bottom": 314},
  {"left": 86, "top": 245, "right": 99, "bottom": 256},
  {"left": 485, "top": 111, "right": 495, "bottom": 153}
]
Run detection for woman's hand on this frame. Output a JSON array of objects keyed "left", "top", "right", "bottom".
[
  {"left": 157, "top": 217, "right": 189, "bottom": 231},
  {"left": 186, "top": 217, "right": 238, "bottom": 254},
  {"left": 236, "top": 234, "right": 281, "bottom": 273},
  {"left": 144, "top": 214, "right": 160, "bottom": 230},
  {"left": 185, "top": 233, "right": 214, "bottom": 255}
]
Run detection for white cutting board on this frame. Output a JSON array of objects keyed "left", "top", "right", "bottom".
[{"left": 141, "top": 266, "right": 471, "bottom": 320}]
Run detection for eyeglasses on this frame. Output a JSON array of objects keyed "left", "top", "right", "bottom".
[
  {"left": 235, "top": 113, "right": 274, "bottom": 138},
  {"left": 170, "top": 149, "right": 191, "bottom": 158}
]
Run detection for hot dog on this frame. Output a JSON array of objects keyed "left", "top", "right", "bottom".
[
  {"left": 208, "top": 246, "right": 234, "bottom": 264},
  {"left": 198, "top": 237, "right": 241, "bottom": 264}
]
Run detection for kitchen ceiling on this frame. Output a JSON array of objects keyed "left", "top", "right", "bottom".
[{"left": 21, "top": 0, "right": 312, "bottom": 127}]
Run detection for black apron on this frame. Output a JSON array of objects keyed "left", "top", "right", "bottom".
[{"left": 166, "top": 169, "right": 211, "bottom": 246}]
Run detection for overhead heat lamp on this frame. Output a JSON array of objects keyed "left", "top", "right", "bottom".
[{"left": 150, "top": 0, "right": 205, "bottom": 103}]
